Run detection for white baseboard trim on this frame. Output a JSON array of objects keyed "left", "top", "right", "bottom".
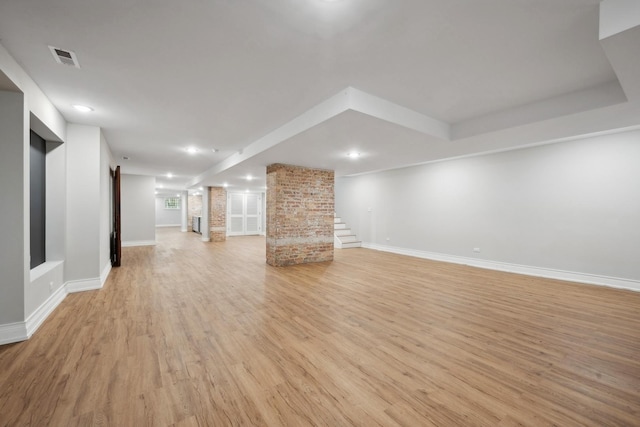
[
  {"left": 0, "top": 284, "right": 68, "bottom": 345},
  {"left": 0, "top": 322, "right": 28, "bottom": 345},
  {"left": 66, "top": 277, "right": 102, "bottom": 293},
  {"left": 101, "top": 263, "right": 112, "bottom": 287},
  {"left": 362, "top": 243, "right": 640, "bottom": 292},
  {"left": 1, "top": 273, "right": 111, "bottom": 346},
  {"left": 25, "top": 285, "right": 67, "bottom": 338},
  {"left": 122, "top": 240, "right": 156, "bottom": 247},
  {"left": 156, "top": 224, "right": 180, "bottom": 228}
]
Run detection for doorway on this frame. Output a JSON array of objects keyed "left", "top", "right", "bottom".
[
  {"left": 110, "top": 165, "right": 121, "bottom": 267},
  {"left": 227, "top": 192, "right": 262, "bottom": 236}
]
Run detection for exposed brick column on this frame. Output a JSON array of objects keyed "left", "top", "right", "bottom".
[
  {"left": 266, "top": 164, "right": 334, "bottom": 267},
  {"left": 209, "top": 187, "right": 227, "bottom": 242},
  {"left": 187, "top": 194, "right": 202, "bottom": 230}
]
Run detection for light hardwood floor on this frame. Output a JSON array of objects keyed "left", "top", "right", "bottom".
[{"left": 1, "top": 228, "right": 639, "bottom": 426}]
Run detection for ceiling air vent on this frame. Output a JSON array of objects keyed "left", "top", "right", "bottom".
[{"left": 48, "top": 45, "right": 80, "bottom": 68}]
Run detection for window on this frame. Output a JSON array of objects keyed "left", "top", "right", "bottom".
[{"left": 164, "top": 197, "right": 180, "bottom": 209}]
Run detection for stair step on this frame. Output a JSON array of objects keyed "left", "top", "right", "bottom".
[
  {"left": 341, "top": 241, "right": 362, "bottom": 249},
  {"left": 334, "top": 212, "right": 360, "bottom": 249}
]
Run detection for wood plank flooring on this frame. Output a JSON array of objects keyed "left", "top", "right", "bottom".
[{"left": 1, "top": 227, "right": 639, "bottom": 426}]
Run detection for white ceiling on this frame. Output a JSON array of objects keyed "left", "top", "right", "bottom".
[{"left": 1, "top": 0, "right": 639, "bottom": 193}]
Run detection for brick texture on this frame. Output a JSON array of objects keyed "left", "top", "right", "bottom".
[
  {"left": 209, "top": 187, "right": 227, "bottom": 242},
  {"left": 266, "top": 164, "right": 334, "bottom": 267},
  {"left": 187, "top": 195, "right": 202, "bottom": 230}
]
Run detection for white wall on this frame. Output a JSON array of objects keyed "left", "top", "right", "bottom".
[
  {"left": 25, "top": 123, "right": 68, "bottom": 328},
  {"left": 99, "top": 132, "right": 114, "bottom": 278},
  {"left": 24, "top": 138, "right": 67, "bottom": 318},
  {"left": 0, "top": 44, "right": 65, "bottom": 142},
  {"left": 0, "top": 91, "right": 27, "bottom": 325},
  {"left": 155, "top": 197, "right": 182, "bottom": 226},
  {"left": 65, "top": 125, "right": 101, "bottom": 283},
  {"left": 1, "top": 43, "right": 70, "bottom": 343},
  {"left": 1, "top": 44, "right": 115, "bottom": 344},
  {"left": 1, "top": 44, "right": 71, "bottom": 341},
  {"left": 336, "top": 129, "right": 640, "bottom": 289},
  {"left": 121, "top": 174, "right": 156, "bottom": 245}
]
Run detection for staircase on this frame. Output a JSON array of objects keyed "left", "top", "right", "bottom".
[{"left": 334, "top": 213, "right": 361, "bottom": 249}]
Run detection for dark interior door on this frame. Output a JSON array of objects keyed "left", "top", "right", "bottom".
[{"left": 111, "top": 165, "right": 122, "bottom": 267}]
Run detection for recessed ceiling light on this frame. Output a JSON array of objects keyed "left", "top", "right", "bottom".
[
  {"left": 167, "top": 173, "right": 173, "bottom": 178},
  {"left": 246, "top": 175, "right": 253, "bottom": 181},
  {"left": 73, "top": 104, "right": 93, "bottom": 113},
  {"left": 212, "top": 148, "right": 219, "bottom": 153},
  {"left": 176, "top": 193, "right": 181, "bottom": 197},
  {"left": 186, "top": 147, "right": 198, "bottom": 154},
  {"left": 154, "top": 191, "right": 158, "bottom": 195},
  {"left": 347, "top": 152, "right": 360, "bottom": 159},
  {"left": 199, "top": 187, "right": 203, "bottom": 191},
  {"left": 223, "top": 182, "right": 228, "bottom": 188}
]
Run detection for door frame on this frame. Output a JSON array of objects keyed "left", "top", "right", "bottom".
[{"left": 110, "top": 165, "right": 121, "bottom": 267}]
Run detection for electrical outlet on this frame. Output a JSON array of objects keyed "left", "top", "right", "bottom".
[
  {"left": 473, "top": 247, "right": 481, "bottom": 253},
  {"left": 49, "top": 281, "right": 54, "bottom": 291},
  {"left": 367, "top": 207, "right": 372, "bottom": 212},
  {"left": 386, "top": 237, "right": 391, "bottom": 241}
]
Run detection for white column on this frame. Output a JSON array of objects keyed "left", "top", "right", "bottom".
[
  {"left": 180, "top": 190, "right": 188, "bottom": 232},
  {"left": 66, "top": 124, "right": 102, "bottom": 281},
  {"left": 201, "top": 187, "right": 210, "bottom": 242},
  {"left": 0, "top": 91, "right": 27, "bottom": 328}
]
